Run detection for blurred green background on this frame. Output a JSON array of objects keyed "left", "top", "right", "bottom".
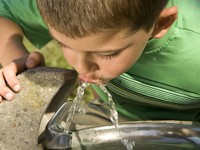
[{"left": 23, "top": 38, "right": 94, "bottom": 101}]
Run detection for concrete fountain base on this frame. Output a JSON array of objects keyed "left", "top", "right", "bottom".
[{"left": 0, "top": 67, "right": 77, "bottom": 150}]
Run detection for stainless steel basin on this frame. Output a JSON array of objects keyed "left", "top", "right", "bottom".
[
  {"left": 71, "top": 121, "right": 200, "bottom": 150},
  {"left": 44, "top": 98, "right": 200, "bottom": 150}
]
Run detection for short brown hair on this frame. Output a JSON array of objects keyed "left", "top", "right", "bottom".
[{"left": 37, "top": 0, "right": 168, "bottom": 38}]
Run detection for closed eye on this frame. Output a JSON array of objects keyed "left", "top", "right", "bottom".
[
  {"left": 97, "top": 51, "right": 121, "bottom": 60},
  {"left": 96, "top": 43, "right": 131, "bottom": 60}
]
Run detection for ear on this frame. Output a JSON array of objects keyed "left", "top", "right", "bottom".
[{"left": 151, "top": 6, "right": 178, "bottom": 39}]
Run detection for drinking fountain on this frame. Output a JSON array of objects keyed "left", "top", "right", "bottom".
[{"left": 1, "top": 66, "right": 200, "bottom": 150}]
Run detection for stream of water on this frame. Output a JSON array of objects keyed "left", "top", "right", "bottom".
[
  {"left": 65, "top": 81, "right": 135, "bottom": 149},
  {"left": 64, "top": 81, "right": 90, "bottom": 131},
  {"left": 99, "top": 83, "right": 135, "bottom": 150},
  {"left": 99, "top": 83, "right": 119, "bottom": 128}
]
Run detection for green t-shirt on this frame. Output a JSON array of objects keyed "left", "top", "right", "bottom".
[
  {"left": 0, "top": 0, "right": 51, "bottom": 48},
  {"left": 93, "top": 0, "right": 200, "bottom": 121}
]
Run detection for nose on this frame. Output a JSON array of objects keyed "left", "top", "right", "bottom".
[{"left": 74, "top": 53, "right": 98, "bottom": 74}]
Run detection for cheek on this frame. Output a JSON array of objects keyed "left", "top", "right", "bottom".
[
  {"left": 111, "top": 57, "right": 135, "bottom": 75},
  {"left": 100, "top": 54, "right": 136, "bottom": 78},
  {"left": 101, "top": 48, "right": 144, "bottom": 78}
]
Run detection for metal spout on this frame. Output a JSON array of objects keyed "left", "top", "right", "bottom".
[{"left": 46, "top": 102, "right": 74, "bottom": 149}]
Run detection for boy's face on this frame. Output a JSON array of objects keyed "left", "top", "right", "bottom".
[{"left": 49, "top": 27, "right": 153, "bottom": 83}]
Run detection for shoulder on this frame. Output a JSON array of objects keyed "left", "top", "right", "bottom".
[
  {"left": 0, "top": 0, "right": 51, "bottom": 48},
  {"left": 0, "top": 0, "right": 38, "bottom": 21},
  {"left": 0, "top": 0, "right": 46, "bottom": 27},
  {"left": 172, "top": 0, "right": 200, "bottom": 33}
]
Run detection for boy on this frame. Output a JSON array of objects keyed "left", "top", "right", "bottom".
[{"left": 0, "top": 0, "right": 200, "bottom": 121}]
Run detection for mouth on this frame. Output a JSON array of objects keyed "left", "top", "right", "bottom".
[{"left": 78, "top": 76, "right": 103, "bottom": 84}]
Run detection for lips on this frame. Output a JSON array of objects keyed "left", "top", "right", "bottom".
[{"left": 78, "top": 76, "right": 102, "bottom": 84}]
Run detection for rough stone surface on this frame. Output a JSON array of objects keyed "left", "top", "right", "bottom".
[{"left": 0, "top": 67, "right": 77, "bottom": 150}]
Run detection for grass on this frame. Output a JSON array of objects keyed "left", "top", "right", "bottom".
[{"left": 23, "top": 38, "right": 94, "bottom": 101}]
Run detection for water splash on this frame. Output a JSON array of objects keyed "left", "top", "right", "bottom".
[
  {"left": 122, "top": 138, "right": 135, "bottom": 150},
  {"left": 64, "top": 81, "right": 90, "bottom": 131},
  {"left": 99, "top": 83, "right": 119, "bottom": 128},
  {"left": 65, "top": 81, "right": 134, "bottom": 150},
  {"left": 99, "top": 83, "right": 135, "bottom": 150}
]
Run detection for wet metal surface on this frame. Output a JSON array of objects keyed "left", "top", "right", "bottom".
[
  {"left": 71, "top": 121, "right": 200, "bottom": 150},
  {"left": 46, "top": 102, "right": 73, "bottom": 149}
]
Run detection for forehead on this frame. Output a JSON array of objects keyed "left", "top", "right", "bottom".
[
  {"left": 50, "top": 27, "right": 134, "bottom": 49},
  {"left": 49, "top": 26, "right": 133, "bottom": 40},
  {"left": 49, "top": 25, "right": 150, "bottom": 53}
]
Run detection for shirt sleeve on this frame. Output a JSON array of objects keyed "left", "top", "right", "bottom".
[{"left": 0, "top": 0, "right": 52, "bottom": 48}]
